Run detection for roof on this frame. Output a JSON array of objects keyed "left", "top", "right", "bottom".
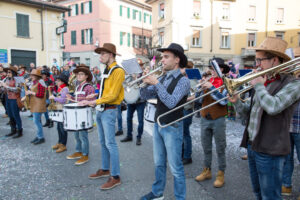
[{"left": 4, "top": 0, "right": 70, "bottom": 12}]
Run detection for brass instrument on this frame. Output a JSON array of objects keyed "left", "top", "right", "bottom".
[
  {"left": 47, "top": 86, "right": 55, "bottom": 111},
  {"left": 68, "top": 73, "right": 76, "bottom": 94},
  {"left": 22, "top": 79, "right": 30, "bottom": 110},
  {"left": 157, "top": 57, "right": 300, "bottom": 128}
]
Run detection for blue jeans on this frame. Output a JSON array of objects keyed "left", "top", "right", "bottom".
[
  {"left": 74, "top": 130, "right": 89, "bottom": 155},
  {"left": 152, "top": 122, "right": 186, "bottom": 200},
  {"left": 6, "top": 99, "right": 22, "bottom": 130},
  {"left": 33, "top": 112, "right": 44, "bottom": 139},
  {"left": 117, "top": 105, "right": 122, "bottom": 131},
  {"left": 183, "top": 109, "right": 193, "bottom": 159},
  {"left": 57, "top": 122, "right": 68, "bottom": 145},
  {"left": 282, "top": 132, "right": 300, "bottom": 187},
  {"left": 247, "top": 144, "right": 285, "bottom": 200},
  {"left": 127, "top": 102, "right": 146, "bottom": 138},
  {"left": 96, "top": 109, "right": 120, "bottom": 176}
]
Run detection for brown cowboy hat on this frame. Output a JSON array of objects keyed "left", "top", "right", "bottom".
[
  {"left": 30, "top": 69, "right": 42, "bottom": 77},
  {"left": 4, "top": 66, "right": 18, "bottom": 74},
  {"left": 254, "top": 37, "right": 291, "bottom": 62},
  {"left": 73, "top": 66, "right": 93, "bottom": 82},
  {"left": 294, "top": 47, "right": 300, "bottom": 58},
  {"left": 94, "top": 43, "right": 121, "bottom": 56},
  {"left": 76, "top": 63, "right": 90, "bottom": 69}
]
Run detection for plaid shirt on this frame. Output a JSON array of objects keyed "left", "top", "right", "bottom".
[
  {"left": 290, "top": 102, "right": 300, "bottom": 133},
  {"left": 33, "top": 80, "right": 46, "bottom": 98},
  {"left": 235, "top": 80, "right": 300, "bottom": 141}
]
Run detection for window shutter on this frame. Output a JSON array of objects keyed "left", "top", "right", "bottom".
[
  {"left": 139, "top": 11, "right": 141, "bottom": 21},
  {"left": 81, "top": 3, "right": 84, "bottom": 14},
  {"left": 144, "top": 13, "right": 146, "bottom": 23},
  {"left": 24, "top": 15, "right": 29, "bottom": 37},
  {"left": 199, "top": 31, "right": 202, "bottom": 47},
  {"left": 89, "top": 1, "right": 92, "bottom": 13},
  {"left": 127, "top": 7, "right": 130, "bottom": 18},
  {"left": 68, "top": 6, "right": 71, "bottom": 16},
  {"left": 127, "top": 33, "right": 130, "bottom": 47},
  {"left": 16, "top": 14, "right": 21, "bottom": 36},
  {"left": 62, "top": 33, "right": 64, "bottom": 45},
  {"left": 228, "top": 34, "right": 231, "bottom": 48},
  {"left": 62, "top": 12, "right": 65, "bottom": 18},
  {"left": 120, "top": 5, "right": 122, "bottom": 16},
  {"left": 76, "top": 4, "right": 79, "bottom": 15},
  {"left": 132, "top": 34, "right": 135, "bottom": 47},
  {"left": 120, "top": 32, "right": 123, "bottom": 45},
  {"left": 133, "top": 10, "right": 136, "bottom": 20},
  {"left": 71, "top": 31, "right": 76, "bottom": 45},
  {"left": 90, "top": 28, "right": 93, "bottom": 44},
  {"left": 150, "top": 15, "right": 152, "bottom": 24},
  {"left": 81, "top": 29, "right": 85, "bottom": 44}
]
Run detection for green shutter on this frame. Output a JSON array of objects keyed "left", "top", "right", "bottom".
[
  {"left": 62, "top": 33, "right": 64, "bottom": 45},
  {"left": 90, "top": 28, "right": 93, "bottom": 43},
  {"left": 71, "top": 31, "right": 76, "bottom": 45},
  {"left": 127, "top": 7, "right": 130, "bottom": 18},
  {"left": 89, "top": 1, "right": 92, "bottom": 13},
  {"left": 76, "top": 4, "right": 79, "bottom": 15},
  {"left": 68, "top": 6, "right": 71, "bottom": 16},
  {"left": 144, "top": 13, "right": 146, "bottom": 23},
  {"left": 81, "top": 3, "right": 84, "bottom": 14},
  {"left": 132, "top": 34, "right": 135, "bottom": 47},
  {"left": 16, "top": 14, "right": 29, "bottom": 37},
  {"left": 120, "top": 32, "right": 123, "bottom": 45},
  {"left": 139, "top": 11, "right": 141, "bottom": 21},
  {"left": 62, "top": 12, "right": 65, "bottom": 18},
  {"left": 81, "top": 29, "right": 85, "bottom": 44},
  {"left": 150, "top": 15, "right": 152, "bottom": 24},
  {"left": 120, "top": 5, "right": 122, "bottom": 16},
  {"left": 127, "top": 33, "right": 130, "bottom": 47},
  {"left": 133, "top": 10, "right": 136, "bottom": 20}
]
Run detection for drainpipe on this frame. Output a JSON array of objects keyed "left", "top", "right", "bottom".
[
  {"left": 265, "top": 0, "right": 269, "bottom": 38},
  {"left": 37, "top": 7, "right": 44, "bottom": 51},
  {"left": 210, "top": 0, "right": 213, "bottom": 52}
]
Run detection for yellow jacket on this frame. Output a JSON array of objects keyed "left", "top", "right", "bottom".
[{"left": 96, "top": 61, "right": 125, "bottom": 105}]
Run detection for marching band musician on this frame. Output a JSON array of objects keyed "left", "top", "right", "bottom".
[
  {"left": 121, "top": 58, "right": 146, "bottom": 145},
  {"left": 81, "top": 43, "right": 125, "bottom": 190},
  {"left": 49, "top": 74, "right": 69, "bottom": 153},
  {"left": 0, "top": 65, "right": 8, "bottom": 118},
  {"left": 229, "top": 37, "right": 300, "bottom": 200},
  {"left": 140, "top": 43, "right": 190, "bottom": 200},
  {"left": 194, "top": 58, "right": 230, "bottom": 188},
  {"left": 0, "top": 65, "right": 23, "bottom": 138},
  {"left": 65, "top": 64, "right": 95, "bottom": 165},
  {"left": 27, "top": 69, "right": 47, "bottom": 145},
  {"left": 41, "top": 69, "right": 54, "bottom": 128}
]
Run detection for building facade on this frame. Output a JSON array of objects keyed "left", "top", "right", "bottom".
[
  {"left": 0, "top": 0, "right": 69, "bottom": 68},
  {"left": 56, "top": 0, "right": 152, "bottom": 68},
  {"left": 146, "top": 0, "right": 300, "bottom": 68}
]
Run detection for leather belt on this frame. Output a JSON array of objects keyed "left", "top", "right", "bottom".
[{"left": 103, "top": 104, "right": 116, "bottom": 111}]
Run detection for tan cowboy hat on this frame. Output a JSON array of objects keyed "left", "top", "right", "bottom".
[
  {"left": 294, "top": 47, "right": 300, "bottom": 58},
  {"left": 73, "top": 66, "right": 93, "bottom": 82},
  {"left": 254, "top": 37, "right": 291, "bottom": 62},
  {"left": 4, "top": 66, "right": 18, "bottom": 74},
  {"left": 30, "top": 69, "right": 42, "bottom": 77},
  {"left": 94, "top": 43, "right": 121, "bottom": 56}
]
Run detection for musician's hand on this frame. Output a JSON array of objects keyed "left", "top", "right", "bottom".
[
  {"left": 250, "top": 76, "right": 266, "bottom": 86},
  {"left": 21, "top": 96, "right": 26, "bottom": 102},
  {"left": 86, "top": 93, "right": 97, "bottom": 99},
  {"left": 66, "top": 94, "right": 72, "bottom": 99},
  {"left": 78, "top": 100, "right": 88, "bottom": 106},
  {"left": 49, "top": 95, "right": 55, "bottom": 100},
  {"left": 228, "top": 94, "right": 239, "bottom": 103},
  {"left": 88, "top": 100, "right": 96, "bottom": 107},
  {"left": 143, "top": 68, "right": 150, "bottom": 75},
  {"left": 143, "top": 75, "right": 158, "bottom": 85},
  {"left": 202, "top": 81, "right": 213, "bottom": 90}
]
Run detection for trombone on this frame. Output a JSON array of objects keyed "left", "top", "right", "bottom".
[{"left": 157, "top": 57, "right": 300, "bottom": 128}]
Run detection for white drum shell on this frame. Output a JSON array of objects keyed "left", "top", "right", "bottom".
[
  {"left": 49, "top": 110, "right": 63, "bottom": 122},
  {"left": 124, "top": 87, "right": 140, "bottom": 104},
  {"left": 144, "top": 101, "right": 157, "bottom": 123}
]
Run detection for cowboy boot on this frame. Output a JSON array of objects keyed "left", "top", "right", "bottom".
[
  {"left": 12, "top": 128, "right": 23, "bottom": 139},
  {"left": 48, "top": 120, "right": 54, "bottom": 128},
  {"left": 6, "top": 119, "right": 17, "bottom": 137},
  {"left": 43, "top": 119, "right": 50, "bottom": 127}
]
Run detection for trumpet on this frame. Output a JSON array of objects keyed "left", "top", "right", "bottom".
[{"left": 157, "top": 57, "right": 300, "bottom": 128}]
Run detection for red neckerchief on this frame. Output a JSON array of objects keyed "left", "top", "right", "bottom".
[
  {"left": 209, "top": 77, "right": 223, "bottom": 88},
  {"left": 1, "top": 75, "right": 6, "bottom": 80},
  {"left": 264, "top": 75, "right": 281, "bottom": 86},
  {"left": 19, "top": 71, "right": 25, "bottom": 76},
  {"left": 57, "top": 83, "right": 67, "bottom": 93}
]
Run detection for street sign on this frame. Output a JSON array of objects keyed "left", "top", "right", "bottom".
[
  {"left": 0, "top": 49, "right": 8, "bottom": 63},
  {"left": 56, "top": 25, "right": 67, "bottom": 35}
]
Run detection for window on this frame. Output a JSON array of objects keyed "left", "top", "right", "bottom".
[
  {"left": 71, "top": 31, "right": 77, "bottom": 45},
  {"left": 85, "top": 58, "right": 90, "bottom": 66},
  {"left": 220, "top": 31, "right": 230, "bottom": 48},
  {"left": 192, "top": 30, "right": 202, "bottom": 47},
  {"left": 132, "top": 34, "right": 139, "bottom": 48},
  {"left": 81, "top": 29, "right": 93, "bottom": 44},
  {"left": 144, "top": 13, "right": 148, "bottom": 23},
  {"left": 133, "top": 9, "right": 138, "bottom": 20},
  {"left": 127, "top": 33, "right": 130, "bottom": 47},
  {"left": 81, "top": 1, "right": 92, "bottom": 14},
  {"left": 120, "top": 32, "right": 125, "bottom": 45},
  {"left": 159, "top": 2, "right": 165, "bottom": 19},
  {"left": 71, "top": 4, "right": 78, "bottom": 16},
  {"left": 158, "top": 29, "right": 164, "bottom": 46},
  {"left": 222, "top": 3, "right": 230, "bottom": 20},
  {"left": 139, "top": 11, "right": 142, "bottom": 21},
  {"left": 193, "top": 0, "right": 201, "bottom": 18},
  {"left": 120, "top": 5, "right": 122, "bottom": 16},
  {"left": 275, "top": 31, "right": 284, "bottom": 40},
  {"left": 16, "top": 13, "right": 29, "bottom": 37},
  {"left": 247, "top": 33, "right": 256, "bottom": 47},
  {"left": 248, "top": 5, "right": 256, "bottom": 22},
  {"left": 276, "top": 8, "right": 284, "bottom": 24},
  {"left": 127, "top": 7, "right": 130, "bottom": 18},
  {"left": 150, "top": 15, "right": 152, "bottom": 24}
]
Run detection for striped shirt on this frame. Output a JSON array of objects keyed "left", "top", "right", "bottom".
[
  {"left": 290, "top": 102, "right": 300, "bottom": 133},
  {"left": 234, "top": 80, "right": 300, "bottom": 141},
  {"left": 140, "top": 69, "right": 190, "bottom": 109}
]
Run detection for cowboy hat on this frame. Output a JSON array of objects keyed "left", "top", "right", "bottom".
[
  {"left": 254, "top": 37, "right": 291, "bottom": 62},
  {"left": 73, "top": 66, "right": 93, "bottom": 82},
  {"left": 294, "top": 47, "right": 300, "bottom": 58},
  {"left": 158, "top": 43, "right": 188, "bottom": 68},
  {"left": 4, "top": 66, "right": 18, "bottom": 74},
  {"left": 41, "top": 69, "right": 50, "bottom": 77},
  {"left": 209, "top": 58, "right": 230, "bottom": 74},
  {"left": 56, "top": 74, "right": 69, "bottom": 86},
  {"left": 94, "top": 43, "right": 121, "bottom": 56},
  {"left": 30, "top": 69, "right": 42, "bottom": 77}
]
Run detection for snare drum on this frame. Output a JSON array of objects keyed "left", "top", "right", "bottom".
[
  {"left": 144, "top": 99, "right": 157, "bottom": 123},
  {"left": 63, "top": 103, "right": 93, "bottom": 131},
  {"left": 49, "top": 104, "right": 64, "bottom": 122}
]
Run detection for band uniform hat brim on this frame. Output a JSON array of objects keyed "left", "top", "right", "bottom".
[
  {"left": 73, "top": 67, "right": 93, "bottom": 82},
  {"left": 57, "top": 74, "right": 69, "bottom": 86},
  {"left": 294, "top": 47, "right": 300, "bottom": 58},
  {"left": 253, "top": 37, "right": 291, "bottom": 62},
  {"left": 4, "top": 66, "right": 18, "bottom": 74},
  {"left": 158, "top": 43, "right": 188, "bottom": 68},
  {"left": 94, "top": 43, "right": 121, "bottom": 56},
  {"left": 30, "top": 69, "right": 42, "bottom": 77}
]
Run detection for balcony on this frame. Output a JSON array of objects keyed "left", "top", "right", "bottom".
[{"left": 241, "top": 48, "right": 255, "bottom": 58}]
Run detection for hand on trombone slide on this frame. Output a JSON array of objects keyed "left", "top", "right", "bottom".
[
  {"left": 142, "top": 74, "right": 159, "bottom": 86},
  {"left": 249, "top": 69, "right": 267, "bottom": 86}
]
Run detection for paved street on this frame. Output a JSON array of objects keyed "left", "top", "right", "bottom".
[{"left": 0, "top": 107, "right": 300, "bottom": 200}]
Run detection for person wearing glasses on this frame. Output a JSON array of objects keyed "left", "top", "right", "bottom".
[{"left": 229, "top": 37, "right": 300, "bottom": 200}]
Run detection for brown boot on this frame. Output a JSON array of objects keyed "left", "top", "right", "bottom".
[
  {"left": 214, "top": 170, "right": 225, "bottom": 188},
  {"left": 52, "top": 143, "right": 60, "bottom": 150},
  {"left": 195, "top": 167, "right": 212, "bottom": 182},
  {"left": 75, "top": 155, "right": 89, "bottom": 165},
  {"left": 89, "top": 169, "right": 110, "bottom": 179},
  {"left": 56, "top": 144, "right": 67, "bottom": 153},
  {"left": 281, "top": 186, "right": 292, "bottom": 196},
  {"left": 66, "top": 152, "right": 83, "bottom": 160},
  {"left": 100, "top": 177, "right": 121, "bottom": 190}
]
